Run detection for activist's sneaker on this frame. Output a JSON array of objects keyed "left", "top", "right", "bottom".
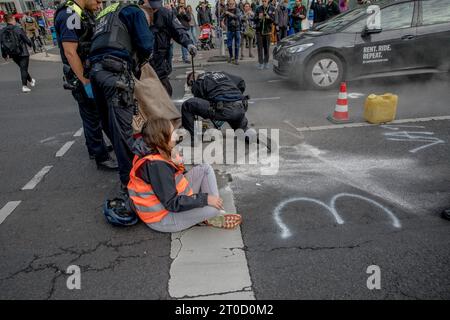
[
  {"left": 263, "top": 63, "right": 270, "bottom": 69},
  {"left": 257, "top": 64, "right": 264, "bottom": 70},
  {"left": 29, "top": 78, "right": 36, "bottom": 87},
  {"left": 22, "top": 86, "right": 31, "bottom": 93},
  {"left": 205, "top": 213, "right": 242, "bottom": 229}
]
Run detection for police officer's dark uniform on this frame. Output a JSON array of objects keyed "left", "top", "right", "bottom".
[
  {"left": 147, "top": 0, "right": 195, "bottom": 97},
  {"left": 89, "top": 1, "right": 153, "bottom": 188},
  {"left": 54, "top": 0, "right": 117, "bottom": 170},
  {"left": 181, "top": 71, "right": 249, "bottom": 137}
]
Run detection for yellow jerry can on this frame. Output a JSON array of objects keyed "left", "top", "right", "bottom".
[{"left": 364, "top": 93, "right": 398, "bottom": 124}]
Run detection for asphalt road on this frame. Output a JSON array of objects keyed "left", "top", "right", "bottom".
[{"left": 0, "top": 50, "right": 449, "bottom": 299}]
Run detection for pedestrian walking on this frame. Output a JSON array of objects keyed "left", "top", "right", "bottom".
[
  {"left": 223, "top": 0, "right": 242, "bottom": 64},
  {"left": 197, "top": 0, "right": 213, "bottom": 25},
  {"left": 240, "top": 2, "right": 255, "bottom": 59},
  {"left": 149, "top": 0, "right": 196, "bottom": 96},
  {"left": 275, "top": 0, "right": 290, "bottom": 42},
  {"left": 326, "top": 0, "right": 340, "bottom": 19},
  {"left": 254, "top": 0, "right": 275, "bottom": 70},
  {"left": 291, "top": 0, "right": 306, "bottom": 33},
  {"left": 89, "top": 0, "right": 154, "bottom": 196},
  {"left": 310, "top": 0, "right": 328, "bottom": 24},
  {"left": 0, "top": 14, "right": 35, "bottom": 93},
  {"left": 339, "top": 0, "right": 349, "bottom": 12},
  {"left": 21, "top": 12, "right": 42, "bottom": 53},
  {"left": 186, "top": 5, "right": 198, "bottom": 44},
  {"left": 54, "top": 0, "right": 118, "bottom": 170},
  {"left": 128, "top": 118, "right": 242, "bottom": 232},
  {"left": 177, "top": 4, "right": 192, "bottom": 64}
]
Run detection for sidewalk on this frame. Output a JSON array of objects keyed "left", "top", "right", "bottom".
[{"left": 172, "top": 44, "right": 261, "bottom": 69}]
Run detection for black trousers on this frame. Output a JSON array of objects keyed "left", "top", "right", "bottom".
[
  {"left": 91, "top": 64, "right": 135, "bottom": 186},
  {"left": 12, "top": 55, "right": 32, "bottom": 86},
  {"left": 160, "top": 77, "right": 173, "bottom": 97},
  {"left": 278, "top": 26, "right": 288, "bottom": 42},
  {"left": 71, "top": 85, "right": 110, "bottom": 163},
  {"left": 256, "top": 33, "right": 271, "bottom": 65},
  {"left": 181, "top": 97, "right": 248, "bottom": 136}
]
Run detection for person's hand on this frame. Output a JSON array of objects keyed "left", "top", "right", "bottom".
[
  {"left": 259, "top": 12, "right": 263, "bottom": 18},
  {"left": 187, "top": 44, "right": 197, "bottom": 57},
  {"left": 276, "top": 25, "right": 279, "bottom": 31},
  {"left": 80, "top": 77, "right": 90, "bottom": 85},
  {"left": 208, "top": 195, "right": 224, "bottom": 210}
]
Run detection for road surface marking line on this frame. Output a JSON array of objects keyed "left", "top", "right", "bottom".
[
  {"left": 250, "top": 97, "right": 281, "bottom": 101},
  {"left": 56, "top": 141, "right": 75, "bottom": 157},
  {"left": 0, "top": 201, "right": 22, "bottom": 225},
  {"left": 73, "top": 128, "right": 83, "bottom": 137},
  {"left": 21, "top": 166, "right": 53, "bottom": 190},
  {"left": 295, "top": 116, "right": 450, "bottom": 132},
  {"left": 169, "top": 184, "right": 254, "bottom": 300}
]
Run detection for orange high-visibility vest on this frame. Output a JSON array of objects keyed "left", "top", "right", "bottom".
[{"left": 128, "top": 154, "right": 193, "bottom": 224}]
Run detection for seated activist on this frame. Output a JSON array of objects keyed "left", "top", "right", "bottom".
[
  {"left": 127, "top": 118, "right": 242, "bottom": 232},
  {"left": 181, "top": 70, "right": 250, "bottom": 137}
]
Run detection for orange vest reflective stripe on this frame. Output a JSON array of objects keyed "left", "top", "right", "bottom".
[{"left": 127, "top": 153, "right": 193, "bottom": 224}]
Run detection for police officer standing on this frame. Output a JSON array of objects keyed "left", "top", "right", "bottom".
[
  {"left": 147, "top": 0, "right": 197, "bottom": 97},
  {"left": 89, "top": 0, "right": 154, "bottom": 192},
  {"left": 54, "top": 0, "right": 118, "bottom": 170}
]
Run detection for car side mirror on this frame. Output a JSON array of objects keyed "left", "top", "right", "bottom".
[{"left": 362, "top": 26, "right": 382, "bottom": 37}]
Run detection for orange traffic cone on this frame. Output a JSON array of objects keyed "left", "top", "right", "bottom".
[{"left": 327, "top": 82, "right": 353, "bottom": 124}]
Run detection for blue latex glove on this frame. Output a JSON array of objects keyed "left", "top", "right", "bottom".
[{"left": 84, "top": 83, "right": 94, "bottom": 99}]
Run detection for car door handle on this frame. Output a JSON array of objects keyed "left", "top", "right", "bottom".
[{"left": 401, "top": 35, "right": 416, "bottom": 40}]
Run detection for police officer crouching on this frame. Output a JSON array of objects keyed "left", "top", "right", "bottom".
[
  {"left": 182, "top": 71, "right": 250, "bottom": 137},
  {"left": 182, "top": 71, "right": 272, "bottom": 151},
  {"left": 54, "top": 0, "right": 118, "bottom": 170},
  {"left": 89, "top": 0, "right": 153, "bottom": 193}
]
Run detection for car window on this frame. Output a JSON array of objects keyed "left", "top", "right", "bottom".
[
  {"left": 421, "top": 0, "right": 450, "bottom": 25},
  {"left": 313, "top": 8, "right": 366, "bottom": 32},
  {"left": 380, "top": 2, "right": 415, "bottom": 30},
  {"left": 343, "top": 17, "right": 367, "bottom": 33}
]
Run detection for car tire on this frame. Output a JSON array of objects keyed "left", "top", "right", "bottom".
[{"left": 304, "top": 53, "right": 344, "bottom": 90}]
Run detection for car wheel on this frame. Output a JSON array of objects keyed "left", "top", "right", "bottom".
[{"left": 305, "top": 53, "right": 344, "bottom": 90}]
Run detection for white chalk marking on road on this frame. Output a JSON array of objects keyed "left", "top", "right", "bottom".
[
  {"left": 348, "top": 92, "right": 365, "bottom": 99},
  {"left": 21, "top": 166, "right": 53, "bottom": 190},
  {"left": 274, "top": 193, "right": 401, "bottom": 239},
  {"left": 383, "top": 129, "right": 445, "bottom": 153},
  {"left": 268, "top": 79, "right": 283, "bottom": 83},
  {"left": 169, "top": 184, "right": 254, "bottom": 299},
  {"left": 0, "top": 201, "right": 22, "bottom": 225},
  {"left": 381, "top": 125, "right": 426, "bottom": 130},
  {"left": 274, "top": 197, "right": 345, "bottom": 238},
  {"left": 295, "top": 115, "right": 450, "bottom": 132},
  {"left": 56, "top": 141, "right": 75, "bottom": 157},
  {"left": 73, "top": 127, "right": 83, "bottom": 137}
]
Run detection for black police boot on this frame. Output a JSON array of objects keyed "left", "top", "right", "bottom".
[
  {"left": 96, "top": 157, "right": 119, "bottom": 171},
  {"left": 442, "top": 209, "right": 450, "bottom": 221}
]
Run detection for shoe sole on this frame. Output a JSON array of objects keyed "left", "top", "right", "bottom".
[
  {"left": 206, "top": 214, "right": 242, "bottom": 229},
  {"left": 97, "top": 165, "right": 119, "bottom": 171}
]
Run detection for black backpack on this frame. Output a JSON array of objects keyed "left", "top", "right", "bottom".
[{"left": 1, "top": 27, "right": 22, "bottom": 56}]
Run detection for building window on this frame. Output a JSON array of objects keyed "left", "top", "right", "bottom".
[
  {"left": 0, "top": 2, "right": 17, "bottom": 14},
  {"left": 25, "top": 1, "right": 37, "bottom": 11}
]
